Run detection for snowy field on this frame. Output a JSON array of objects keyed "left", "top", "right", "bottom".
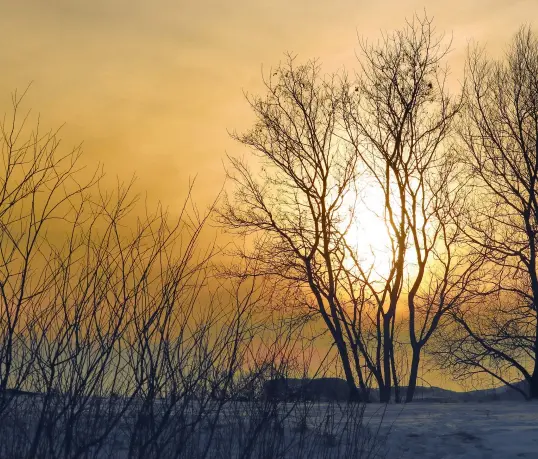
[
  {"left": 368, "top": 402, "right": 538, "bottom": 459},
  {"left": 2, "top": 396, "right": 537, "bottom": 458}
]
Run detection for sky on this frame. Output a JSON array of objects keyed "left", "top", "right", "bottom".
[
  {"left": 1, "top": 0, "right": 536, "bottom": 392},
  {"left": 0, "top": 0, "right": 536, "bottom": 211}
]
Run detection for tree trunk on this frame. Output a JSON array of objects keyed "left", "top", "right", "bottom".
[
  {"left": 351, "top": 348, "right": 371, "bottom": 402},
  {"left": 390, "top": 347, "right": 401, "bottom": 403},
  {"left": 348, "top": 383, "right": 362, "bottom": 402},
  {"left": 530, "top": 337, "right": 538, "bottom": 399},
  {"left": 529, "top": 372, "right": 538, "bottom": 399},
  {"left": 380, "top": 318, "right": 392, "bottom": 403},
  {"left": 406, "top": 350, "right": 420, "bottom": 403},
  {"left": 529, "top": 309, "right": 538, "bottom": 399},
  {"left": 334, "top": 336, "right": 361, "bottom": 402},
  {"left": 379, "top": 383, "right": 390, "bottom": 403},
  {"left": 358, "top": 379, "right": 370, "bottom": 403}
]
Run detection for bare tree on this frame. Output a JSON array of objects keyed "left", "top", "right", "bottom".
[
  {"left": 341, "top": 15, "right": 474, "bottom": 402},
  {"left": 222, "top": 16, "right": 477, "bottom": 404},
  {"left": 0, "top": 89, "right": 100, "bottom": 415},
  {"left": 0, "top": 92, "right": 381, "bottom": 458},
  {"left": 435, "top": 27, "right": 538, "bottom": 399},
  {"left": 219, "top": 57, "right": 371, "bottom": 401}
]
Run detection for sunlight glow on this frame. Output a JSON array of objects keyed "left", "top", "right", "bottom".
[
  {"left": 342, "top": 180, "right": 420, "bottom": 283},
  {"left": 343, "top": 184, "right": 394, "bottom": 281}
]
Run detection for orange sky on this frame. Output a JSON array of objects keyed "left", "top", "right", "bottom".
[
  {"left": 1, "top": 0, "right": 535, "bottom": 392},
  {"left": 1, "top": 0, "right": 536, "bottom": 211}
]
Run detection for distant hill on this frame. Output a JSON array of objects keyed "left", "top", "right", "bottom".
[
  {"left": 263, "top": 378, "right": 530, "bottom": 402},
  {"left": 263, "top": 377, "right": 350, "bottom": 402}
]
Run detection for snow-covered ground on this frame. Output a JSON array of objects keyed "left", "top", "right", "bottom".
[
  {"left": 3, "top": 395, "right": 537, "bottom": 458},
  {"left": 366, "top": 402, "right": 538, "bottom": 459}
]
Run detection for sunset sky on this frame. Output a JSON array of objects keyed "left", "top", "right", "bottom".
[
  {"left": 0, "top": 0, "right": 535, "bottom": 210},
  {"left": 1, "top": 0, "right": 537, "bottom": 398}
]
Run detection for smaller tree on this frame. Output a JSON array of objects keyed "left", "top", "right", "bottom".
[
  {"left": 220, "top": 57, "right": 370, "bottom": 401},
  {"left": 342, "top": 15, "right": 473, "bottom": 402},
  {"left": 435, "top": 27, "right": 538, "bottom": 399}
]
